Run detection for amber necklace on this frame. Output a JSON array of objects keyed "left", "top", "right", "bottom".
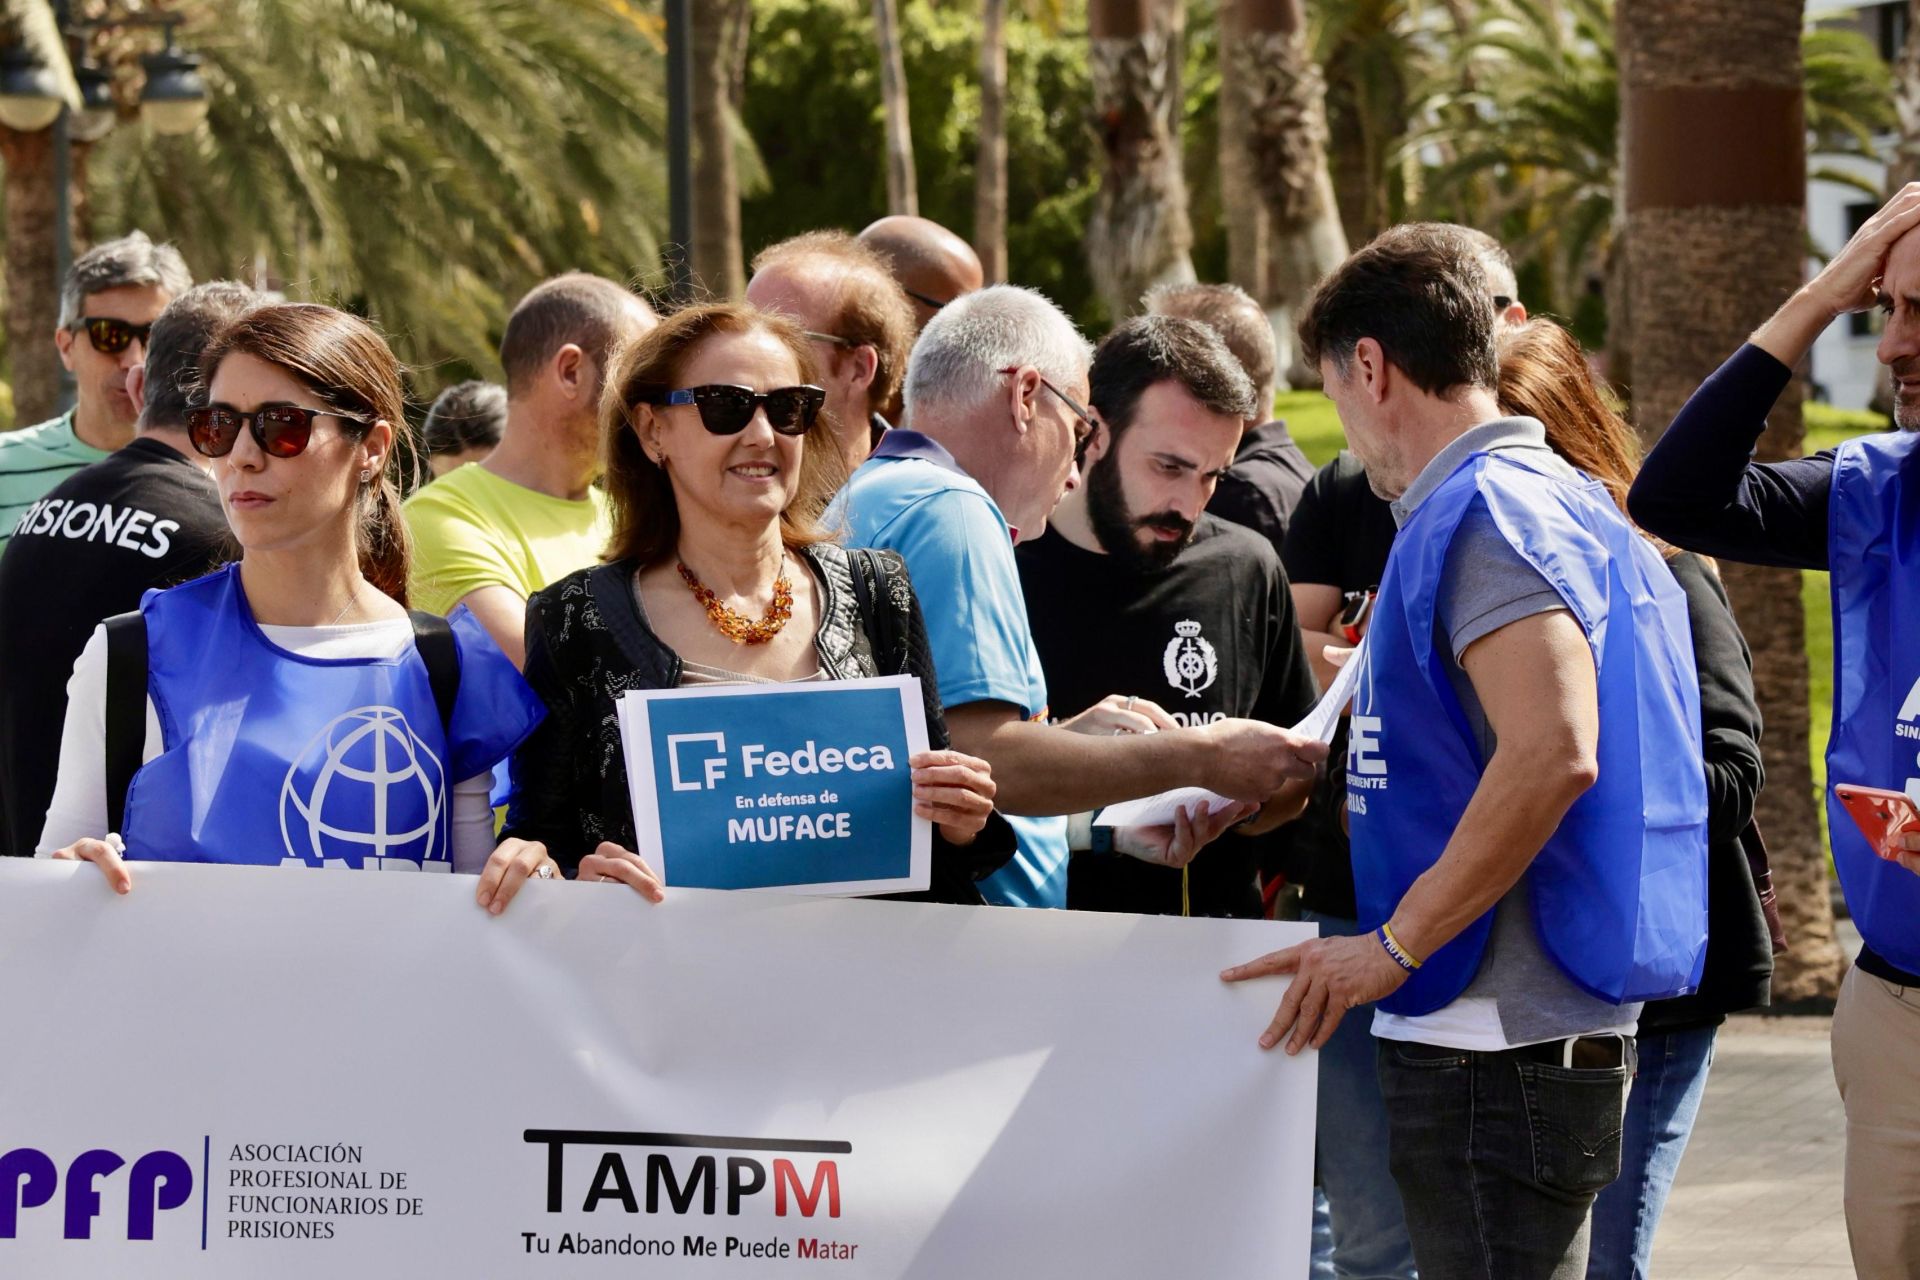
[{"left": 677, "top": 557, "right": 793, "bottom": 645}]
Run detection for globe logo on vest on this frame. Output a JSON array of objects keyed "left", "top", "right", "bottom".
[{"left": 278, "top": 706, "right": 447, "bottom": 867}]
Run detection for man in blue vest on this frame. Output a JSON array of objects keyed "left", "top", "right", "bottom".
[
  {"left": 1224, "top": 224, "right": 1710, "bottom": 1279},
  {"left": 1628, "top": 183, "right": 1920, "bottom": 1279}
]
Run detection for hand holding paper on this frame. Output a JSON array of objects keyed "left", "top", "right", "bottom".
[{"left": 1292, "top": 637, "right": 1369, "bottom": 746}]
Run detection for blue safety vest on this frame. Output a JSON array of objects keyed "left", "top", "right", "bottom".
[
  {"left": 122, "top": 565, "right": 544, "bottom": 868},
  {"left": 1348, "top": 452, "right": 1709, "bottom": 1015},
  {"left": 1828, "top": 431, "right": 1920, "bottom": 972}
]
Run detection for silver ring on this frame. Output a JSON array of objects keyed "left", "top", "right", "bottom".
[
  {"left": 1124, "top": 696, "right": 1136, "bottom": 712},
  {"left": 533, "top": 864, "right": 556, "bottom": 880}
]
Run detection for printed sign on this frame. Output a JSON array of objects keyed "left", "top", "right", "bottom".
[
  {"left": 0, "top": 861, "right": 1318, "bottom": 1278},
  {"left": 617, "top": 676, "right": 931, "bottom": 895}
]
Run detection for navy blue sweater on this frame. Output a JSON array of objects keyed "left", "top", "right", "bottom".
[{"left": 1628, "top": 343, "right": 1916, "bottom": 989}]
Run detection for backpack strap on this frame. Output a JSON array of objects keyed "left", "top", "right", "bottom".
[
  {"left": 103, "top": 611, "right": 149, "bottom": 836},
  {"left": 846, "top": 548, "right": 904, "bottom": 675},
  {"left": 408, "top": 611, "right": 461, "bottom": 736}
]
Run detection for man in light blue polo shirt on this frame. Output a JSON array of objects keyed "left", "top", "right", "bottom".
[{"left": 834, "top": 285, "right": 1327, "bottom": 908}]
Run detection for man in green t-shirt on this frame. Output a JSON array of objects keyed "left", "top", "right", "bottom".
[
  {"left": 405, "top": 273, "right": 656, "bottom": 666},
  {"left": 0, "top": 231, "right": 192, "bottom": 545}
]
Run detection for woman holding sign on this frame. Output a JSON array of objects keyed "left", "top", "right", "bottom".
[
  {"left": 495, "top": 303, "right": 1009, "bottom": 906},
  {"left": 40, "top": 303, "right": 544, "bottom": 886}
]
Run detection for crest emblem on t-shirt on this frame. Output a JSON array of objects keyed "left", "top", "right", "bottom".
[{"left": 1163, "top": 620, "right": 1218, "bottom": 699}]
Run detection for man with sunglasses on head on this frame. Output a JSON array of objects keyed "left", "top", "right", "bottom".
[
  {"left": 404, "top": 273, "right": 655, "bottom": 669},
  {"left": 0, "top": 231, "right": 192, "bottom": 547},
  {"left": 746, "top": 231, "right": 917, "bottom": 475},
  {"left": 857, "top": 216, "right": 986, "bottom": 334},
  {"left": 832, "top": 285, "right": 1327, "bottom": 910},
  {"left": 0, "top": 281, "right": 258, "bottom": 859}
]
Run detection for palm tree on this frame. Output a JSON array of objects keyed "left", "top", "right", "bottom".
[
  {"left": 976, "top": 0, "right": 1009, "bottom": 281},
  {"left": 2, "top": 0, "right": 80, "bottom": 426},
  {"left": 1892, "top": 0, "right": 1920, "bottom": 191},
  {"left": 1228, "top": 0, "right": 1349, "bottom": 385},
  {"left": 1619, "top": 0, "right": 1844, "bottom": 1004},
  {"left": 872, "top": 0, "right": 919, "bottom": 216},
  {"left": 692, "top": 0, "right": 753, "bottom": 299},
  {"left": 1420, "top": 0, "right": 1889, "bottom": 322},
  {"left": 1087, "top": 0, "right": 1196, "bottom": 319},
  {"left": 1315, "top": 0, "right": 1436, "bottom": 246},
  {"left": 79, "top": 0, "right": 669, "bottom": 383}
]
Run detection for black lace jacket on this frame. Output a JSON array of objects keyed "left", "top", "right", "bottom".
[{"left": 503, "top": 542, "right": 1013, "bottom": 903}]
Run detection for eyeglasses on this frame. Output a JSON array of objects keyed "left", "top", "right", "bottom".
[
  {"left": 802, "top": 330, "right": 859, "bottom": 349},
  {"left": 75, "top": 316, "right": 153, "bottom": 356},
  {"left": 998, "top": 366, "right": 1097, "bottom": 462},
  {"left": 185, "top": 403, "right": 362, "bottom": 459},
  {"left": 638, "top": 384, "right": 826, "bottom": 436},
  {"left": 903, "top": 288, "right": 950, "bottom": 312}
]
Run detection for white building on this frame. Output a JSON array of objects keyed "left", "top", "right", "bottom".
[{"left": 1807, "top": 1, "right": 1905, "bottom": 408}]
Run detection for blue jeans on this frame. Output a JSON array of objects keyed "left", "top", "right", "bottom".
[
  {"left": 1377, "top": 1035, "right": 1635, "bottom": 1280},
  {"left": 1585, "top": 1023, "right": 1717, "bottom": 1280},
  {"left": 1303, "top": 911, "right": 1418, "bottom": 1280}
]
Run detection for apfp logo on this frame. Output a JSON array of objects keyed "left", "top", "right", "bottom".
[
  {"left": 1163, "top": 620, "right": 1218, "bottom": 699},
  {"left": 279, "top": 706, "right": 447, "bottom": 867},
  {"left": 0, "top": 1146, "right": 195, "bottom": 1240}
]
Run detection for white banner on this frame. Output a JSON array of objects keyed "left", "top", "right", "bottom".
[{"left": 0, "top": 861, "right": 1316, "bottom": 1277}]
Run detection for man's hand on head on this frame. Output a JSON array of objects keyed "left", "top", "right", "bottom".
[{"left": 1811, "top": 182, "right": 1920, "bottom": 319}]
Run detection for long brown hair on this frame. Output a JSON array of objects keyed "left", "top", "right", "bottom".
[
  {"left": 199, "top": 303, "right": 416, "bottom": 602},
  {"left": 1495, "top": 318, "right": 1676, "bottom": 559},
  {"left": 601, "top": 302, "right": 844, "bottom": 566}
]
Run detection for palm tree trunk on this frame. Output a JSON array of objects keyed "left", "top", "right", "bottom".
[
  {"left": 1087, "top": 0, "right": 1195, "bottom": 320},
  {"left": 975, "top": 0, "right": 1008, "bottom": 282},
  {"left": 1890, "top": 0, "right": 1920, "bottom": 192},
  {"left": 1620, "top": 0, "right": 1842, "bottom": 1005},
  {"left": 1231, "top": 0, "right": 1347, "bottom": 387},
  {"left": 690, "top": 0, "right": 747, "bottom": 298},
  {"left": 2, "top": 126, "right": 62, "bottom": 428},
  {"left": 872, "top": 0, "right": 918, "bottom": 217},
  {"left": 1219, "top": 0, "right": 1269, "bottom": 320}
]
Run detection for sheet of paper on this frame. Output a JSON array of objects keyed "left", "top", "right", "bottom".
[
  {"left": 1094, "top": 785, "right": 1237, "bottom": 829},
  {"left": 1291, "top": 637, "right": 1368, "bottom": 744},
  {"left": 1093, "top": 639, "right": 1368, "bottom": 830}
]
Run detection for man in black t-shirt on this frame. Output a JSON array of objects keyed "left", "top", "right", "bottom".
[
  {"left": 0, "top": 281, "right": 258, "bottom": 857},
  {"left": 1017, "top": 316, "right": 1319, "bottom": 918},
  {"left": 1146, "top": 281, "right": 1316, "bottom": 549}
]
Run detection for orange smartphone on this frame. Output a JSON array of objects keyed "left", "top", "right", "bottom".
[{"left": 1834, "top": 783, "right": 1920, "bottom": 861}]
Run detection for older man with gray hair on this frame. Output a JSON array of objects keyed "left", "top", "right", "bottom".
[
  {"left": 833, "top": 285, "right": 1327, "bottom": 909},
  {"left": 0, "top": 231, "right": 193, "bottom": 544}
]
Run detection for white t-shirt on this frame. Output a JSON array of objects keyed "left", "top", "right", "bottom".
[{"left": 37, "top": 617, "right": 497, "bottom": 871}]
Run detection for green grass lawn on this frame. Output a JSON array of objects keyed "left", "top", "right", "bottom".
[{"left": 1274, "top": 391, "right": 1882, "bottom": 856}]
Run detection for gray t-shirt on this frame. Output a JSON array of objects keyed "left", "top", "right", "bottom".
[{"left": 1379, "top": 419, "right": 1640, "bottom": 1047}]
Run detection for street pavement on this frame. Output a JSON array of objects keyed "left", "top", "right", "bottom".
[{"left": 1650, "top": 918, "right": 1858, "bottom": 1277}]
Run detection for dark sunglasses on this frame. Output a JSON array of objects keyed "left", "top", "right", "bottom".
[
  {"left": 185, "top": 403, "right": 362, "bottom": 459},
  {"left": 638, "top": 384, "right": 825, "bottom": 436},
  {"left": 75, "top": 316, "right": 153, "bottom": 356},
  {"left": 998, "top": 365, "right": 1097, "bottom": 462}
]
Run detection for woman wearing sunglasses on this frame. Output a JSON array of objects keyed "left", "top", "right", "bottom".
[
  {"left": 39, "top": 303, "right": 545, "bottom": 891},
  {"left": 495, "top": 302, "right": 1011, "bottom": 906}
]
